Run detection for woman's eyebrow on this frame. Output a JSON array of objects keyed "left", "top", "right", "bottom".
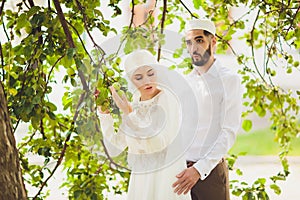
[{"left": 147, "top": 69, "right": 153, "bottom": 72}]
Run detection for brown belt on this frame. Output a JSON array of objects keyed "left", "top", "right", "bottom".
[{"left": 186, "top": 158, "right": 224, "bottom": 168}]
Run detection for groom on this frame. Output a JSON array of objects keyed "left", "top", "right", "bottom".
[{"left": 172, "top": 19, "right": 243, "bottom": 200}]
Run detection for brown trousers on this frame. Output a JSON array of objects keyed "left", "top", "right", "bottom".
[{"left": 188, "top": 160, "right": 229, "bottom": 200}]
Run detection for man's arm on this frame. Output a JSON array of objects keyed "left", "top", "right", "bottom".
[{"left": 173, "top": 73, "right": 243, "bottom": 194}]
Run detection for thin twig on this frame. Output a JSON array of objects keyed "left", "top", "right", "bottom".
[
  {"left": 18, "top": 131, "right": 37, "bottom": 151},
  {"left": 100, "top": 139, "right": 130, "bottom": 171},
  {"left": 285, "top": 4, "right": 300, "bottom": 36},
  {"left": 216, "top": 34, "right": 239, "bottom": 56},
  {"left": 0, "top": 0, "right": 6, "bottom": 17},
  {"left": 250, "top": 10, "right": 266, "bottom": 83},
  {"left": 157, "top": 0, "right": 167, "bottom": 61},
  {"left": 129, "top": 0, "right": 135, "bottom": 28},
  {"left": 75, "top": 0, "right": 105, "bottom": 59},
  {"left": 49, "top": 9, "right": 93, "bottom": 62},
  {"left": 178, "top": 0, "right": 197, "bottom": 18},
  {"left": 32, "top": 91, "right": 85, "bottom": 198},
  {"left": 32, "top": 131, "right": 72, "bottom": 200},
  {"left": 2, "top": 19, "right": 9, "bottom": 41},
  {"left": 45, "top": 54, "right": 65, "bottom": 89},
  {"left": 22, "top": 0, "right": 30, "bottom": 9}
]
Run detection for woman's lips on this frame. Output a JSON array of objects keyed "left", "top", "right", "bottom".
[{"left": 144, "top": 86, "right": 153, "bottom": 90}]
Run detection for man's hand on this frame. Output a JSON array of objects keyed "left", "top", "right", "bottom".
[{"left": 172, "top": 167, "right": 201, "bottom": 195}]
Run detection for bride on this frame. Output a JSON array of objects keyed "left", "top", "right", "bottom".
[{"left": 98, "top": 50, "right": 191, "bottom": 200}]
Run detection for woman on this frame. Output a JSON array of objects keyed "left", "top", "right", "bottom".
[{"left": 98, "top": 50, "right": 191, "bottom": 200}]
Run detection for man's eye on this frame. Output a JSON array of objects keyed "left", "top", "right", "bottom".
[{"left": 196, "top": 39, "right": 203, "bottom": 43}]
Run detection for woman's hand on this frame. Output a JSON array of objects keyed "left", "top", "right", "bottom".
[{"left": 109, "top": 86, "right": 132, "bottom": 115}]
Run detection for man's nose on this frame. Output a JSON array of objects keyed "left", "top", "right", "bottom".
[{"left": 191, "top": 43, "right": 198, "bottom": 53}]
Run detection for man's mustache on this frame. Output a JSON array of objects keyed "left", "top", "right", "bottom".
[{"left": 192, "top": 52, "right": 202, "bottom": 56}]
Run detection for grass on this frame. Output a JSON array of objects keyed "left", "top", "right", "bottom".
[{"left": 229, "top": 129, "right": 300, "bottom": 156}]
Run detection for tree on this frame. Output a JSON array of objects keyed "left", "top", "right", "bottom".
[
  {"left": 0, "top": 81, "right": 27, "bottom": 200},
  {"left": 0, "top": 0, "right": 299, "bottom": 199}
]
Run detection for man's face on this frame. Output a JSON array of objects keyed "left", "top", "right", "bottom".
[{"left": 185, "top": 29, "right": 215, "bottom": 67}]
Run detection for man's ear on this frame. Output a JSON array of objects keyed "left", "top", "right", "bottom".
[{"left": 211, "top": 36, "right": 217, "bottom": 46}]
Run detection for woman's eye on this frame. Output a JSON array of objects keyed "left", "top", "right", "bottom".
[
  {"left": 148, "top": 72, "right": 154, "bottom": 76},
  {"left": 135, "top": 75, "right": 142, "bottom": 80}
]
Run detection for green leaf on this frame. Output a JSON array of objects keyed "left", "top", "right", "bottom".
[
  {"left": 193, "top": 0, "right": 201, "bottom": 9},
  {"left": 27, "top": 6, "right": 41, "bottom": 18},
  {"left": 67, "top": 48, "right": 76, "bottom": 60},
  {"left": 74, "top": 190, "right": 83, "bottom": 199},
  {"left": 270, "top": 184, "right": 281, "bottom": 195},
  {"left": 242, "top": 119, "right": 252, "bottom": 132},
  {"left": 236, "top": 168, "right": 243, "bottom": 176}
]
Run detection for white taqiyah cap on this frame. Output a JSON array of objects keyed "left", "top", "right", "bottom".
[
  {"left": 186, "top": 19, "right": 216, "bottom": 35},
  {"left": 124, "top": 50, "right": 158, "bottom": 77}
]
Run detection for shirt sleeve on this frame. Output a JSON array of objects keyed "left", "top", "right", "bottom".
[
  {"left": 99, "top": 113, "right": 127, "bottom": 157},
  {"left": 193, "top": 74, "right": 243, "bottom": 180}
]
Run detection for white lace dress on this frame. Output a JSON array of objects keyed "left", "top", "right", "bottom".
[{"left": 99, "top": 89, "right": 191, "bottom": 200}]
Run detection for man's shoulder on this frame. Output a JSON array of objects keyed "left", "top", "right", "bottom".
[{"left": 217, "top": 64, "right": 239, "bottom": 79}]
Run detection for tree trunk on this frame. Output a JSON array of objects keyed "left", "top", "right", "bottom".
[{"left": 0, "top": 82, "right": 27, "bottom": 200}]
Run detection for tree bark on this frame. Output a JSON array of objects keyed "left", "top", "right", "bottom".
[{"left": 0, "top": 82, "right": 27, "bottom": 200}]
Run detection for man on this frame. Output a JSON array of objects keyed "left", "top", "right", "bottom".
[{"left": 172, "top": 19, "right": 243, "bottom": 200}]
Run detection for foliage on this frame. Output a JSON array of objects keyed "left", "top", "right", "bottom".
[
  {"left": 0, "top": 0, "right": 299, "bottom": 199},
  {"left": 230, "top": 128, "right": 300, "bottom": 156}
]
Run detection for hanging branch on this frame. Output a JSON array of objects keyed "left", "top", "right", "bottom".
[
  {"left": 32, "top": 129, "right": 72, "bottom": 200},
  {"left": 49, "top": 9, "right": 93, "bottom": 62},
  {"left": 284, "top": 4, "right": 300, "bottom": 36},
  {"left": 0, "top": 0, "right": 9, "bottom": 42},
  {"left": 0, "top": 0, "right": 5, "bottom": 17},
  {"left": 75, "top": 0, "right": 105, "bottom": 61},
  {"left": 100, "top": 139, "right": 130, "bottom": 171},
  {"left": 53, "top": 0, "right": 88, "bottom": 90},
  {"left": 129, "top": 0, "right": 135, "bottom": 28},
  {"left": 179, "top": 0, "right": 197, "bottom": 18},
  {"left": 33, "top": 90, "right": 86, "bottom": 199},
  {"left": 250, "top": 9, "right": 267, "bottom": 83},
  {"left": 109, "top": 0, "right": 136, "bottom": 60},
  {"left": 157, "top": 0, "right": 167, "bottom": 61}
]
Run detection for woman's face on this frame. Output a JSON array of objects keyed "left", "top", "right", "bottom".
[{"left": 131, "top": 66, "right": 158, "bottom": 98}]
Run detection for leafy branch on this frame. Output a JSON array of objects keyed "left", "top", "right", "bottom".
[{"left": 53, "top": 0, "right": 88, "bottom": 90}]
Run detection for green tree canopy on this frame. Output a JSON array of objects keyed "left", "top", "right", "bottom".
[{"left": 0, "top": 0, "right": 299, "bottom": 199}]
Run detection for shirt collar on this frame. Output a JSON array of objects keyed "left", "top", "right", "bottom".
[{"left": 190, "top": 58, "right": 220, "bottom": 78}]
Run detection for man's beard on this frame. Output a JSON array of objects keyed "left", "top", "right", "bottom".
[{"left": 192, "top": 45, "right": 211, "bottom": 67}]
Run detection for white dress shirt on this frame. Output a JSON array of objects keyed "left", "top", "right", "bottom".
[{"left": 185, "top": 59, "right": 243, "bottom": 180}]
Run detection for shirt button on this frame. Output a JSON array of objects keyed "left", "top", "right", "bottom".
[{"left": 204, "top": 174, "right": 207, "bottom": 176}]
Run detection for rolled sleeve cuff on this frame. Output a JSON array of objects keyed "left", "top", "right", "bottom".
[{"left": 193, "top": 159, "right": 219, "bottom": 180}]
